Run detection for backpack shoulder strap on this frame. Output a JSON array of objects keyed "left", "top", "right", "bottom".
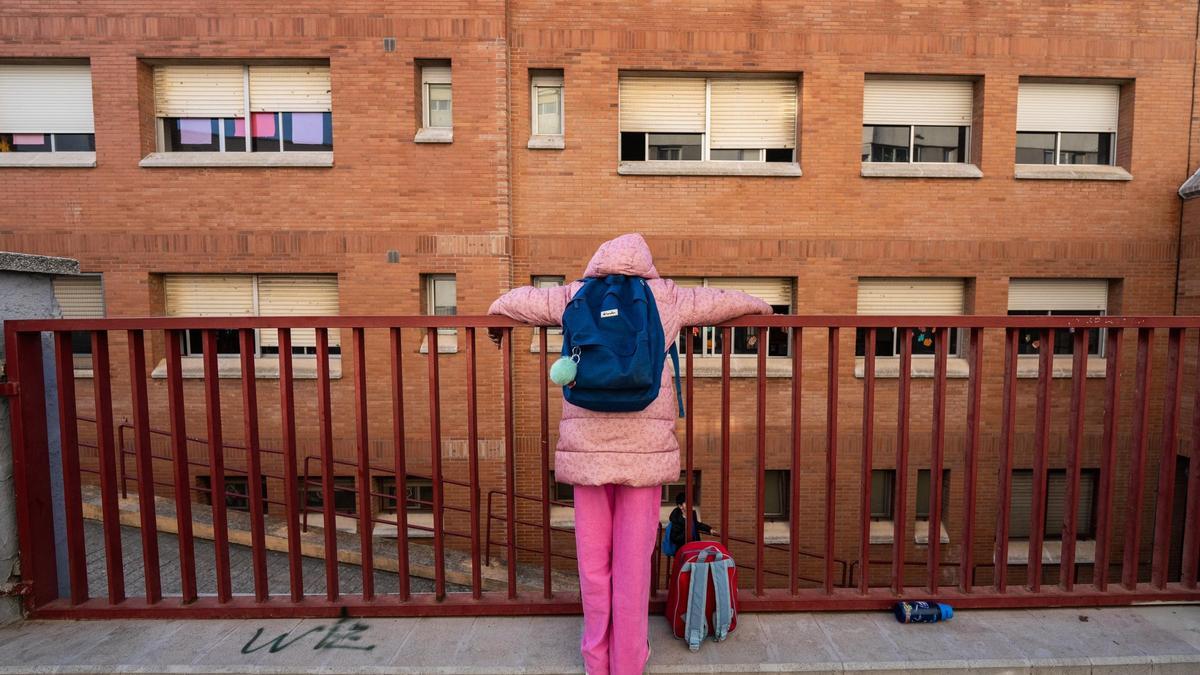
[
  {"left": 670, "top": 343, "right": 684, "bottom": 418},
  {"left": 682, "top": 549, "right": 712, "bottom": 651},
  {"left": 708, "top": 553, "right": 735, "bottom": 642}
]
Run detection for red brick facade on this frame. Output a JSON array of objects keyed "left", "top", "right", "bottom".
[{"left": 3, "top": 1, "right": 1200, "bottom": 589}]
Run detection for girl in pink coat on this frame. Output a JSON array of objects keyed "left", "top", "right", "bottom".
[{"left": 488, "top": 234, "right": 771, "bottom": 675}]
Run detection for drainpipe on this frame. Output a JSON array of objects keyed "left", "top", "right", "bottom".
[{"left": 1173, "top": 0, "right": 1200, "bottom": 315}]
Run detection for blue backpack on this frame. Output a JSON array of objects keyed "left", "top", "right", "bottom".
[{"left": 558, "top": 275, "right": 683, "bottom": 416}]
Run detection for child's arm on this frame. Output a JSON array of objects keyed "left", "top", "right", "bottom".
[
  {"left": 487, "top": 283, "right": 579, "bottom": 326},
  {"left": 673, "top": 284, "right": 774, "bottom": 327}
]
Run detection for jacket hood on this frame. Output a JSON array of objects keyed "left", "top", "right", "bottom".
[{"left": 582, "top": 233, "right": 660, "bottom": 279}]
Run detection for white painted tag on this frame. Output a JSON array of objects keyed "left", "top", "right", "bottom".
[{"left": 600, "top": 309, "right": 619, "bottom": 318}]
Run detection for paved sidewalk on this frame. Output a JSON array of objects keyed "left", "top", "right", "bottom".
[{"left": 1, "top": 605, "right": 1199, "bottom": 673}]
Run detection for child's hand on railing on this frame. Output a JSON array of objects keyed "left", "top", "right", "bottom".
[{"left": 487, "top": 328, "right": 504, "bottom": 347}]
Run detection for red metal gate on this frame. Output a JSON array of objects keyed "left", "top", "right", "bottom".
[{"left": 4, "top": 314, "right": 1200, "bottom": 619}]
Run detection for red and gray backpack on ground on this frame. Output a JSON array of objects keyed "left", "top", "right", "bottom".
[{"left": 665, "top": 541, "right": 738, "bottom": 651}]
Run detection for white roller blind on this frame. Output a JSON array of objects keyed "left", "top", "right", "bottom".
[
  {"left": 863, "top": 79, "right": 973, "bottom": 127},
  {"left": 0, "top": 64, "right": 95, "bottom": 134},
  {"left": 671, "top": 277, "right": 703, "bottom": 289},
  {"left": 153, "top": 65, "right": 246, "bottom": 118},
  {"left": 164, "top": 274, "right": 254, "bottom": 317},
  {"left": 422, "top": 65, "right": 451, "bottom": 85},
  {"left": 52, "top": 275, "right": 104, "bottom": 318},
  {"left": 709, "top": 78, "right": 797, "bottom": 149},
  {"left": 248, "top": 65, "right": 331, "bottom": 112},
  {"left": 619, "top": 76, "right": 706, "bottom": 133},
  {"left": 257, "top": 275, "right": 340, "bottom": 348},
  {"left": 1008, "top": 279, "right": 1108, "bottom": 312},
  {"left": 1017, "top": 82, "right": 1119, "bottom": 133},
  {"left": 706, "top": 277, "right": 793, "bottom": 307},
  {"left": 857, "top": 278, "right": 965, "bottom": 316},
  {"left": 531, "top": 72, "right": 563, "bottom": 88}
]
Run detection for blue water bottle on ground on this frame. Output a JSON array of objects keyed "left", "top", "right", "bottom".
[{"left": 894, "top": 601, "right": 953, "bottom": 623}]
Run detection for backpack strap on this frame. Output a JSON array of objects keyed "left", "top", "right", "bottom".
[
  {"left": 708, "top": 553, "right": 735, "bottom": 642},
  {"left": 682, "top": 549, "right": 713, "bottom": 651},
  {"left": 669, "top": 342, "right": 685, "bottom": 418}
]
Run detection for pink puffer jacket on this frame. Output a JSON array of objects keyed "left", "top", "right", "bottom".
[{"left": 488, "top": 234, "right": 772, "bottom": 487}]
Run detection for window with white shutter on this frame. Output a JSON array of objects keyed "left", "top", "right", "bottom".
[
  {"left": 855, "top": 278, "right": 966, "bottom": 357},
  {"left": 1015, "top": 81, "right": 1119, "bottom": 166},
  {"left": 153, "top": 62, "right": 332, "bottom": 153},
  {"left": 163, "top": 273, "right": 339, "bottom": 357},
  {"left": 861, "top": 78, "right": 972, "bottom": 164},
  {"left": 52, "top": 274, "right": 104, "bottom": 357},
  {"left": 619, "top": 73, "right": 798, "bottom": 163},
  {"left": 1008, "top": 278, "right": 1108, "bottom": 357},
  {"left": 531, "top": 70, "right": 564, "bottom": 137},
  {"left": 0, "top": 63, "right": 95, "bottom": 153},
  {"left": 1009, "top": 468, "right": 1099, "bottom": 541},
  {"left": 421, "top": 62, "right": 452, "bottom": 130},
  {"left": 672, "top": 277, "right": 793, "bottom": 357}
]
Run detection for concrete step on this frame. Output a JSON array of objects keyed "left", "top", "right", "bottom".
[{"left": 2, "top": 606, "right": 1199, "bottom": 673}]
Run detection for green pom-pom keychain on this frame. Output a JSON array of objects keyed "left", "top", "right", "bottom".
[{"left": 550, "top": 347, "right": 580, "bottom": 387}]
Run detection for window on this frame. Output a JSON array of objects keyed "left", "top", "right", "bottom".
[
  {"left": 197, "top": 475, "right": 269, "bottom": 515},
  {"left": 376, "top": 476, "right": 434, "bottom": 514},
  {"left": 421, "top": 63, "right": 452, "bottom": 130},
  {"left": 915, "top": 469, "right": 951, "bottom": 521},
  {"left": 619, "top": 75, "right": 797, "bottom": 163},
  {"left": 0, "top": 64, "right": 95, "bottom": 154},
  {"left": 423, "top": 274, "right": 457, "bottom": 335},
  {"left": 764, "top": 470, "right": 790, "bottom": 521},
  {"left": 162, "top": 273, "right": 340, "bottom": 357},
  {"left": 1015, "top": 82, "right": 1117, "bottom": 166},
  {"left": 861, "top": 78, "right": 972, "bottom": 164},
  {"left": 675, "top": 278, "right": 793, "bottom": 357},
  {"left": 153, "top": 64, "right": 332, "bottom": 153},
  {"left": 52, "top": 274, "right": 104, "bottom": 357},
  {"left": 661, "top": 471, "right": 702, "bottom": 506},
  {"left": 871, "top": 469, "right": 896, "bottom": 520},
  {"left": 299, "top": 476, "right": 357, "bottom": 515},
  {"left": 1008, "top": 279, "right": 1108, "bottom": 357},
  {"left": 533, "top": 276, "right": 565, "bottom": 335},
  {"left": 1009, "top": 469, "right": 1100, "bottom": 540},
  {"left": 531, "top": 71, "right": 563, "bottom": 136},
  {"left": 855, "top": 278, "right": 965, "bottom": 357}
]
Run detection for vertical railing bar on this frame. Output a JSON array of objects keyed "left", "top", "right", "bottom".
[
  {"left": 316, "top": 327, "right": 339, "bottom": 601},
  {"left": 465, "top": 327, "right": 483, "bottom": 599},
  {"left": 165, "top": 330, "right": 197, "bottom": 602},
  {"left": 538, "top": 327, "right": 552, "bottom": 599},
  {"left": 1152, "top": 328, "right": 1184, "bottom": 589},
  {"left": 893, "top": 327, "right": 912, "bottom": 596},
  {"left": 755, "top": 324, "right": 768, "bottom": 597},
  {"left": 54, "top": 331, "right": 88, "bottom": 605},
  {"left": 960, "top": 327, "right": 982, "bottom": 594},
  {"left": 860, "top": 327, "right": 876, "bottom": 595},
  {"left": 1183, "top": 328, "right": 1200, "bottom": 589},
  {"left": 1123, "top": 327, "right": 1153, "bottom": 590},
  {"left": 277, "top": 328, "right": 304, "bottom": 602},
  {"left": 994, "top": 328, "right": 1018, "bottom": 593},
  {"left": 201, "top": 330, "right": 232, "bottom": 604},
  {"left": 238, "top": 329, "right": 268, "bottom": 602},
  {"left": 928, "top": 326, "right": 948, "bottom": 596},
  {"left": 426, "top": 328, "right": 447, "bottom": 599},
  {"left": 1028, "top": 327, "right": 1054, "bottom": 593},
  {"left": 721, "top": 326, "right": 732, "bottom": 550},
  {"left": 125, "top": 330, "right": 161, "bottom": 604},
  {"left": 1094, "top": 327, "right": 1122, "bottom": 592},
  {"left": 390, "top": 328, "right": 411, "bottom": 601},
  {"left": 790, "top": 326, "right": 803, "bottom": 597},
  {"left": 501, "top": 328, "right": 518, "bottom": 598},
  {"left": 91, "top": 331, "right": 125, "bottom": 605},
  {"left": 353, "top": 327, "right": 375, "bottom": 601},
  {"left": 685, "top": 327, "right": 695, "bottom": 547},
  {"left": 825, "top": 326, "right": 839, "bottom": 595},
  {"left": 1061, "top": 328, "right": 1088, "bottom": 591}
]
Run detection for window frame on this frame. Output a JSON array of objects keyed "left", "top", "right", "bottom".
[
  {"left": 531, "top": 79, "right": 563, "bottom": 137},
  {"left": 532, "top": 275, "right": 566, "bottom": 336},
  {"left": 0, "top": 132, "right": 95, "bottom": 154},
  {"left": 1015, "top": 130, "right": 1116, "bottom": 166},
  {"left": 376, "top": 475, "right": 435, "bottom": 514},
  {"left": 424, "top": 273, "right": 458, "bottom": 336},
  {"left": 1008, "top": 468, "right": 1101, "bottom": 541},
  {"left": 915, "top": 469, "right": 951, "bottom": 522},
  {"left": 675, "top": 278, "right": 793, "bottom": 358},
  {"left": 661, "top": 471, "right": 702, "bottom": 507},
  {"left": 763, "top": 469, "right": 790, "bottom": 521},
  {"left": 855, "top": 326, "right": 962, "bottom": 359},
  {"left": 861, "top": 124, "right": 969, "bottom": 165},
  {"left": 298, "top": 476, "right": 357, "bottom": 515},
  {"left": 870, "top": 469, "right": 896, "bottom": 521}
]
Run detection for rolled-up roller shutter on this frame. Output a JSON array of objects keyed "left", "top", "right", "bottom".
[
  {"left": 1008, "top": 279, "right": 1108, "bottom": 312},
  {"left": 421, "top": 65, "right": 451, "bottom": 85},
  {"left": 709, "top": 78, "right": 797, "bottom": 149},
  {"left": 863, "top": 79, "right": 973, "bottom": 127},
  {"left": 164, "top": 274, "right": 254, "bottom": 317},
  {"left": 857, "top": 278, "right": 965, "bottom": 316},
  {"left": 1017, "top": 82, "right": 1119, "bottom": 133},
  {"left": 0, "top": 64, "right": 95, "bottom": 134},
  {"left": 619, "top": 76, "right": 706, "bottom": 133},
  {"left": 706, "top": 278, "right": 793, "bottom": 307},
  {"left": 52, "top": 275, "right": 104, "bottom": 318},
  {"left": 248, "top": 65, "right": 331, "bottom": 112},
  {"left": 257, "top": 274, "right": 339, "bottom": 348},
  {"left": 153, "top": 65, "right": 246, "bottom": 118}
]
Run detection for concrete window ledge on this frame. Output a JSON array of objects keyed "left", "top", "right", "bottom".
[
  {"left": 861, "top": 162, "right": 982, "bottom": 179},
  {"left": 618, "top": 161, "right": 802, "bottom": 177},
  {"left": 139, "top": 152, "right": 333, "bottom": 168},
  {"left": 414, "top": 128, "right": 453, "bottom": 144},
  {"left": 855, "top": 356, "right": 970, "bottom": 379},
  {"left": 0, "top": 152, "right": 96, "bottom": 168},
  {"left": 913, "top": 520, "right": 951, "bottom": 545},
  {"left": 530, "top": 330, "right": 564, "bottom": 353},
  {"left": 1016, "top": 355, "right": 1108, "bottom": 379},
  {"left": 1014, "top": 164, "right": 1132, "bottom": 181},
  {"left": 419, "top": 332, "right": 460, "bottom": 354},
  {"left": 372, "top": 512, "right": 435, "bottom": 539},
  {"left": 150, "top": 356, "right": 342, "bottom": 380},
  {"left": 73, "top": 369, "right": 94, "bottom": 379},
  {"left": 528, "top": 134, "right": 564, "bottom": 150},
  {"left": 866, "top": 520, "right": 951, "bottom": 545},
  {"left": 1003, "top": 539, "right": 1096, "bottom": 565},
  {"left": 689, "top": 356, "right": 794, "bottom": 378}
]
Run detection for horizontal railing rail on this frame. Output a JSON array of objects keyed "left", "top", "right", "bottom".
[{"left": 3, "top": 314, "right": 1200, "bottom": 619}]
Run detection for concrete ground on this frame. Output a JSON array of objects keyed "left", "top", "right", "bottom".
[{"left": 0, "top": 605, "right": 1199, "bottom": 674}]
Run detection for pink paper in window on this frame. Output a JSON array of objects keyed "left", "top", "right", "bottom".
[
  {"left": 178, "top": 119, "right": 212, "bottom": 145},
  {"left": 13, "top": 134, "right": 45, "bottom": 145},
  {"left": 252, "top": 112, "right": 276, "bottom": 138},
  {"left": 233, "top": 118, "right": 246, "bottom": 137},
  {"left": 290, "top": 113, "right": 324, "bottom": 144}
]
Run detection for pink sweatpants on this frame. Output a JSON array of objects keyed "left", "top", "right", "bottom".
[{"left": 573, "top": 484, "right": 661, "bottom": 675}]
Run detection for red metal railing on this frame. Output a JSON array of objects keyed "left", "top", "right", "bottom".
[{"left": 4, "top": 314, "right": 1200, "bottom": 619}]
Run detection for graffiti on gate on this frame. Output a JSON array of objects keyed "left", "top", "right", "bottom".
[{"left": 241, "top": 617, "right": 377, "bottom": 654}]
